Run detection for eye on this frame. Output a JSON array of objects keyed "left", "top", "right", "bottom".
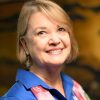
[
  {"left": 58, "top": 27, "right": 66, "bottom": 32},
  {"left": 37, "top": 31, "right": 47, "bottom": 36},
  {"left": 36, "top": 31, "right": 47, "bottom": 37}
]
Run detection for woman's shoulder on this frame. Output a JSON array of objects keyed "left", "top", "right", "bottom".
[
  {"left": 61, "top": 72, "right": 91, "bottom": 100},
  {"left": 0, "top": 96, "right": 20, "bottom": 100},
  {"left": 1, "top": 81, "right": 35, "bottom": 100},
  {"left": 1, "top": 82, "right": 25, "bottom": 100},
  {"left": 72, "top": 80, "right": 91, "bottom": 100}
]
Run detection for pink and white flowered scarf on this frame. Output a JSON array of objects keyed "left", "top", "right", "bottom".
[{"left": 31, "top": 81, "right": 90, "bottom": 100}]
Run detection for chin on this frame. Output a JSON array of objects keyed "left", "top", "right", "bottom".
[{"left": 45, "top": 60, "right": 65, "bottom": 67}]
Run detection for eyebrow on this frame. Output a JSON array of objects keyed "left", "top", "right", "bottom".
[{"left": 34, "top": 26, "right": 47, "bottom": 31}]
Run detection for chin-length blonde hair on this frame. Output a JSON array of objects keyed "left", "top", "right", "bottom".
[{"left": 17, "top": 0, "right": 78, "bottom": 66}]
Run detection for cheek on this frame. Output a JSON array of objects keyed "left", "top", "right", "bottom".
[
  {"left": 29, "top": 39, "right": 47, "bottom": 62},
  {"left": 63, "top": 35, "right": 71, "bottom": 46},
  {"left": 27, "top": 38, "right": 47, "bottom": 53}
]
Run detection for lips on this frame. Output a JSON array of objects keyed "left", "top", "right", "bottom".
[{"left": 46, "top": 48, "right": 63, "bottom": 55}]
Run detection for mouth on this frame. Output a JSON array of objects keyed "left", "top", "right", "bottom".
[{"left": 46, "top": 48, "right": 63, "bottom": 55}]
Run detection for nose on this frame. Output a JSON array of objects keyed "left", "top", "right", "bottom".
[{"left": 48, "top": 33, "right": 61, "bottom": 46}]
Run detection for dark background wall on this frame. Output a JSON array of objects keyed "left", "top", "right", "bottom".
[{"left": 0, "top": 0, "right": 100, "bottom": 99}]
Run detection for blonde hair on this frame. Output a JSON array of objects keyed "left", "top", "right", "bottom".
[{"left": 17, "top": 0, "right": 78, "bottom": 65}]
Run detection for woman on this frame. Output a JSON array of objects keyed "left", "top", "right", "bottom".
[{"left": 1, "top": 0, "right": 90, "bottom": 100}]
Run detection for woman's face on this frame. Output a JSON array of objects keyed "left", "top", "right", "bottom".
[{"left": 25, "top": 12, "right": 71, "bottom": 67}]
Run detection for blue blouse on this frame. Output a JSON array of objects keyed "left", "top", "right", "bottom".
[{"left": 1, "top": 69, "right": 75, "bottom": 100}]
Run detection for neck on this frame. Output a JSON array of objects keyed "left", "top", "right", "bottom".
[
  {"left": 29, "top": 64, "right": 65, "bottom": 97},
  {"left": 30, "top": 63, "right": 65, "bottom": 85},
  {"left": 30, "top": 66, "right": 61, "bottom": 84}
]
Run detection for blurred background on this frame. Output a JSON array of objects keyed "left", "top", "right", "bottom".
[{"left": 0, "top": 0, "right": 100, "bottom": 99}]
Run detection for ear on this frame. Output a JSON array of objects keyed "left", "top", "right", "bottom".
[{"left": 19, "top": 37, "right": 29, "bottom": 55}]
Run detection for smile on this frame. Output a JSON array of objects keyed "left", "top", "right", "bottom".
[{"left": 46, "top": 48, "right": 63, "bottom": 55}]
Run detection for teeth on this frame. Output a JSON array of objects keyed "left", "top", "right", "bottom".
[{"left": 49, "top": 50, "right": 62, "bottom": 55}]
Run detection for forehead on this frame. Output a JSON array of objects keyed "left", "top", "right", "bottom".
[{"left": 28, "top": 12, "right": 62, "bottom": 28}]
